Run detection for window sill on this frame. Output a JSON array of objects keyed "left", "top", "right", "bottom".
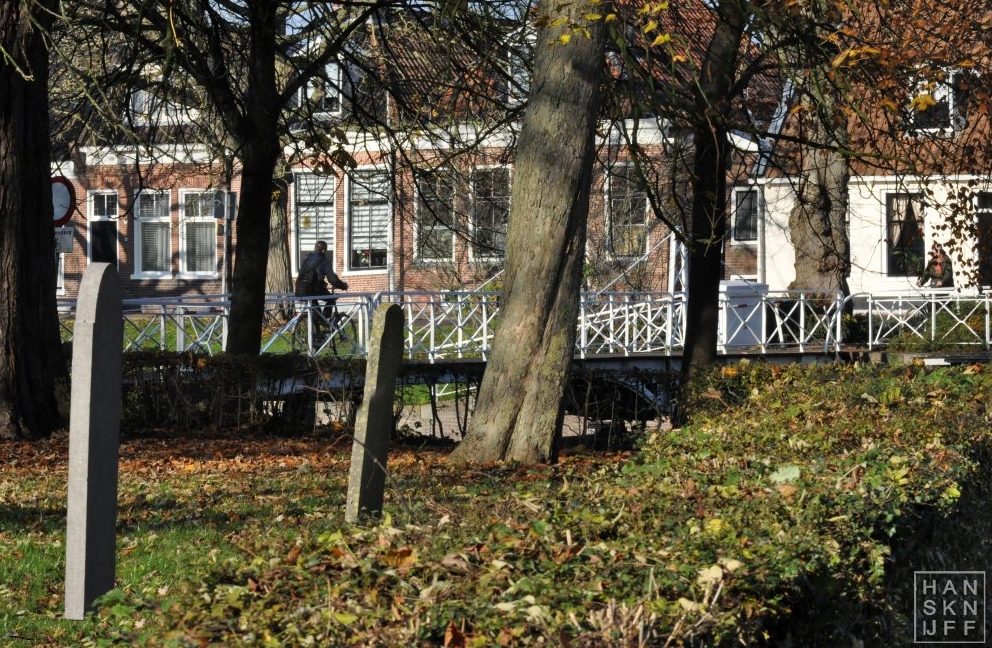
[
  {"left": 176, "top": 272, "right": 220, "bottom": 281},
  {"left": 131, "top": 272, "right": 173, "bottom": 280},
  {"left": 413, "top": 258, "right": 456, "bottom": 265}
]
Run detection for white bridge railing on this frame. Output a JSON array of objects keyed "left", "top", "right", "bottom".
[{"left": 54, "top": 288, "right": 992, "bottom": 360}]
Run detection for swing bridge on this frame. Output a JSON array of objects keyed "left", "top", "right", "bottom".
[{"left": 55, "top": 286, "right": 992, "bottom": 428}]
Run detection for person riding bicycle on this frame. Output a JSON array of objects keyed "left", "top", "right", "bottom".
[{"left": 300, "top": 241, "right": 348, "bottom": 337}]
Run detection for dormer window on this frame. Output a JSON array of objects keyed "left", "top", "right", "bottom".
[
  {"left": 501, "top": 29, "right": 534, "bottom": 106},
  {"left": 299, "top": 61, "right": 342, "bottom": 116},
  {"left": 907, "top": 67, "right": 976, "bottom": 134},
  {"left": 129, "top": 65, "right": 198, "bottom": 126}
]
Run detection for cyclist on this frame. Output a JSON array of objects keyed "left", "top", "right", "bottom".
[{"left": 300, "top": 241, "right": 348, "bottom": 339}]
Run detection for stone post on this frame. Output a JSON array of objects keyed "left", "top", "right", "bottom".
[
  {"left": 64, "top": 263, "right": 123, "bottom": 620},
  {"left": 346, "top": 303, "right": 404, "bottom": 523}
]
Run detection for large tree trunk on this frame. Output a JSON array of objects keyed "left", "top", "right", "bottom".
[
  {"left": 0, "top": 0, "right": 68, "bottom": 440},
  {"left": 680, "top": 2, "right": 749, "bottom": 374},
  {"left": 266, "top": 186, "right": 292, "bottom": 295},
  {"left": 224, "top": 2, "right": 282, "bottom": 357},
  {"left": 448, "top": 0, "right": 607, "bottom": 464},
  {"left": 788, "top": 36, "right": 851, "bottom": 294},
  {"left": 789, "top": 145, "right": 851, "bottom": 293},
  {"left": 226, "top": 144, "right": 281, "bottom": 356}
]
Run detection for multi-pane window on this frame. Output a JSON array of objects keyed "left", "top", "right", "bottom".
[
  {"left": 415, "top": 170, "right": 456, "bottom": 261},
  {"left": 300, "top": 61, "right": 342, "bottom": 116},
  {"left": 608, "top": 166, "right": 648, "bottom": 257},
  {"left": 733, "top": 188, "right": 759, "bottom": 242},
  {"left": 471, "top": 166, "right": 511, "bottom": 260},
  {"left": 88, "top": 191, "right": 119, "bottom": 266},
  {"left": 180, "top": 191, "right": 219, "bottom": 274},
  {"left": 295, "top": 172, "right": 336, "bottom": 267},
  {"left": 886, "top": 193, "right": 925, "bottom": 276},
  {"left": 135, "top": 190, "right": 171, "bottom": 274},
  {"left": 349, "top": 170, "right": 390, "bottom": 270}
]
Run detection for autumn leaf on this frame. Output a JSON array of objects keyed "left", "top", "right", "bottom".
[
  {"left": 910, "top": 93, "right": 938, "bottom": 112},
  {"left": 444, "top": 620, "right": 467, "bottom": 648},
  {"left": 382, "top": 546, "right": 417, "bottom": 575}
]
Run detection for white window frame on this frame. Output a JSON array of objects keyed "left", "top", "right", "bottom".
[
  {"left": 87, "top": 190, "right": 119, "bottom": 268},
  {"left": 178, "top": 190, "right": 221, "bottom": 278},
  {"left": 133, "top": 190, "right": 172, "bottom": 278},
  {"left": 907, "top": 67, "right": 967, "bottom": 135},
  {"left": 299, "top": 61, "right": 343, "bottom": 117},
  {"left": 414, "top": 169, "right": 457, "bottom": 263},
  {"left": 607, "top": 165, "right": 649, "bottom": 258},
  {"left": 347, "top": 169, "right": 390, "bottom": 272},
  {"left": 731, "top": 187, "right": 760, "bottom": 243},
  {"left": 885, "top": 192, "right": 926, "bottom": 277},
  {"left": 470, "top": 165, "right": 511, "bottom": 262},
  {"left": 294, "top": 172, "right": 337, "bottom": 270}
]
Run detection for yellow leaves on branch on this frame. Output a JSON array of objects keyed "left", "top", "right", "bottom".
[
  {"left": 909, "top": 93, "right": 938, "bottom": 112},
  {"left": 636, "top": 1, "right": 670, "bottom": 15},
  {"left": 830, "top": 45, "right": 882, "bottom": 69}
]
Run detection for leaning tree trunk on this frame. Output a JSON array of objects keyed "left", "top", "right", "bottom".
[
  {"left": 789, "top": 71, "right": 851, "bottom": 294},
  {"left": 679, "top": 1, "right": 749, "bottom": 375},
  {"left": 0, "top": 0, "right": 69, "bottom": 440},
  {"left": 448, "top": 0, "right": 607, "bottom": 464}
]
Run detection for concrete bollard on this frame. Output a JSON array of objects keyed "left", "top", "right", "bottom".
[
  {"left": 64, "top": 263, "right": 123, "bottom": 620},
  {"left": 345, "top": 303, "right": 404, "bottom": 524}
]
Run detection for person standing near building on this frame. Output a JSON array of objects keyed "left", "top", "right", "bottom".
[{"left": 918, "top": 244, "right": 954, "bottom": 288}]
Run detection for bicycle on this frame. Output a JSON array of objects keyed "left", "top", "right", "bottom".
[{"left": 291, "top": 294, "right": 359, "bottom": 356}]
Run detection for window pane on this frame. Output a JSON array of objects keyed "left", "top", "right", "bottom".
[
  {"left": 609, "top": 169, "right": 648, "bottom": 257},
  {"left": 185, "top": 222, "right": 216, "bottom": 272},
  {"left": 138, "top": 192, "right": 168, "bottom": 219},
  {"left": 91, "top": 221, "right": 117, "bottom": 265},
  {"left": 349, "top": 171, "right": 389, "bottom": 269},
  {"left": 184, "top": 192, "right": 214, "bottom": 219},
  {"left": 734, "top": 190, "right": 758, "bottom": 241},
  {"left": 471, "top": 167, "right": 510, "bottom": 259},
  {"left": 303, "top": 62, "right": 341, "bottom": 114},
  {"left": 142, "top": 222, "right": 170, "bottom": 272},
  {"left": 416, "top": 171, "right": 455, "bottom": 260},
  {"left": 92, "top": 193, "right": 118, "bottom": 219},
  {"left": 887, "top": 193, "right": 925, "bottom": 276},
  {"left": 295, "top": 172, "right": 335, "bottom": 266}
]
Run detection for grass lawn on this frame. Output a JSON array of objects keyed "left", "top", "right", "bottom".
[{"left": 2, "top": 362, "right": 992, "bottom": 646}]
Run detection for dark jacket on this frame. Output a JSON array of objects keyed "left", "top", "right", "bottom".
[
  {"left": 919, "top": 255, "right": 954, "bottom": 288},
  {"left": 302, "top": 251, "right": 348, "bottom": 295}
]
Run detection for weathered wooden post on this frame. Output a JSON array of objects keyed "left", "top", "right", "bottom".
[
  {"left": 64, "top": 263, "right": 123, "bottom": 620},
  {"left": 346, "top": 303, "right": 404, "bottom": 523}
]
